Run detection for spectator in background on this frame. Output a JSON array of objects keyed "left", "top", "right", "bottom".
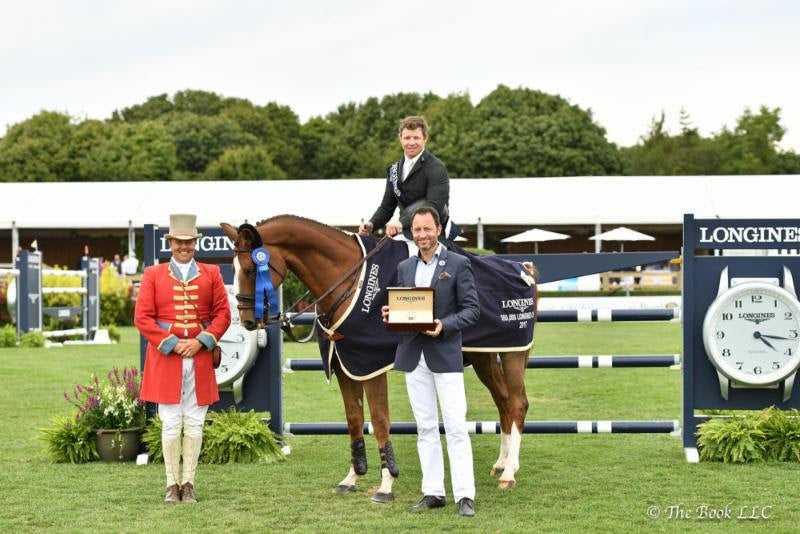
[
  {"left": 111, "top": 254, "right": 122, "bottom": 274},
  {"left": 122, "top": 253, "right": 139, "bottom": 275}
]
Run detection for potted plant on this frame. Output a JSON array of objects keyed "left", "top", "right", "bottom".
[{"left": 64, "top": 367, "right": 146, "bottom": 462}]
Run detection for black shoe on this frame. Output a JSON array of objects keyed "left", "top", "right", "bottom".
[
  {"left": 458, "top": 497, "right": 475, "bottom": 517},
  {"left": 411, "top": 495, "right": 446, "bottom": 511}
]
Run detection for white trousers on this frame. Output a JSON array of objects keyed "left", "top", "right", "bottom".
[
  {"left": 158, "top": 358, "right": 208, "bottom": 439},
  {"left": 405, "top": 355, "right": 475, "bottom": 501}
]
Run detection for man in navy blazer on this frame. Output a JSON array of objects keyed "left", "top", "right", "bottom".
[{"left": 382, "top": 206, "right": 480, "bottom": 517}]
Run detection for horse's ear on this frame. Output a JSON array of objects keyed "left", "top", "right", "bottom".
[
  {"left": 237, "top": 223, "right": 263, "bottom": 248},
  {"left": 220, "top": 223, "right": 238, "bottom": 243}
]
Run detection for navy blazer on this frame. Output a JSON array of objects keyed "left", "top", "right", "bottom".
[{"left": 393, "top": 247, "right": 480, "bottom": 373}]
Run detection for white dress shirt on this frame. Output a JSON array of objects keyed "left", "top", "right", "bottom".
[
  {"left": 414, "top": 244, "right": 443, "bottom": 287},
  {"left": 403, "top": 152, "right": 423, "bottom": 181}
]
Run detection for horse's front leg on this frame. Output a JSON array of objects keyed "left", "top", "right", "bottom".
[
  {"left": 332, "top": 361, "right": 367, "bottom": 494},
  {"left": 362, "top": 373, "right": 397, "bottom": 503}
]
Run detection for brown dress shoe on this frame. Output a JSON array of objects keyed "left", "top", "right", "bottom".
[
  {"left": 164, "top": 484, "right": 181, "bottom": 503},
  {"left": 180, "top": 482, "right": 197, "bottom": 503}
]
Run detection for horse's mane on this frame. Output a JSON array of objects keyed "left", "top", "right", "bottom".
[{"left": 254, "top": 214, "right": 348, "bottom": 237}]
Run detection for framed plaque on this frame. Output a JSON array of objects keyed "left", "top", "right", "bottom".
[{"left": 386, "top": 287, "right": 435, "bottom": 331}]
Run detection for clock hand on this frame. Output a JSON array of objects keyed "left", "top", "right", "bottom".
[
  {"left": 753, "top": 331, "right": 777, "bottom": 351},
  {"left": 760, "top": 334, "right": 792, "bottom": 340}
]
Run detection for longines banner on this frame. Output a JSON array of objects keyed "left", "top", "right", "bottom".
[
  {"left": 154, "top": 227, "right": 234, "bottom": 258},
  {"left": 692, "top": 218, "right": 800, "bottom": 249}
]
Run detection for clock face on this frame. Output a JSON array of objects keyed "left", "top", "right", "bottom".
[
  {"left": 703, "top": 281, "right": 800, "bottom": 385},
  {"left": 215, "top": 290, "right": 259, "bottom": 387}
]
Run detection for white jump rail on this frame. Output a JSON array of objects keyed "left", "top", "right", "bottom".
[
  {"left": 42, "top": 269, "right": 88, "bottom": 278},
  {"left": 41, "top": 287, "right": 88, "bottom": 294}
]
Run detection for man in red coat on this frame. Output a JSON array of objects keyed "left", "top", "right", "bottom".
[{"left": 135, "top": 213, "right": 231, "bottom": 503}]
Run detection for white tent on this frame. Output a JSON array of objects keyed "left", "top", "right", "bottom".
[
  {"left": 590, "top": 226, "right": 655, "bottom": 252},
  {"left": 501, "top": 228, "right": 570, "bottom": 253},
  {"left": 2, "top": 175, "right": 800, "bottom": 230}
]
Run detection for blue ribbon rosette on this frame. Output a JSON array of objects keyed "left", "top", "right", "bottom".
[{"left": 252, "top": 247, "right": 279, "bottom": 319}]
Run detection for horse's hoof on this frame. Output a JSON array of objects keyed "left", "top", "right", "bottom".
[
  {"left": 333, "top": 484, "right": 356, "bottom": 494},
  {"left": 370, "top": 492, "right": 395, "bottom": 503},
  {"left": 498, "top": 479, "right": 516, "bottom": 490},
  {"left": 490, "top": 466, "right": 503, "bottom": 477}
]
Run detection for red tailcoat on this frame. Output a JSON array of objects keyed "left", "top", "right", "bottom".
[{"left": 135, "top": 261, "right": 231, "bottom": 405}]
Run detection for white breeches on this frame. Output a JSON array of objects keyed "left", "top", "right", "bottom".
[
  {"left": 158, "top": 357, "right": 208, "bottom": 439},
  {"left": 405, "top": 355, "right": 475, "bottom": 501}
]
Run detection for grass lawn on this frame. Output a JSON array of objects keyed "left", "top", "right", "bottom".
[{"left": 1, "top": 322, "right": 796, "bottom": 533}]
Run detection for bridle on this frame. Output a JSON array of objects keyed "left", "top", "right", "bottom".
[
  {"left": 232, "top": 223, "right": 391, "bottom": 335},
  {"left": 231, "top": 223, "right": 288, "bottom": 324},
  {"left": 232, "top": 246, "right": 287, "bottom": 312}
]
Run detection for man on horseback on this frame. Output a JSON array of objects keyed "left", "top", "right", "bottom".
[
  {"left": 382, "top": 206, "right": 479, "bottom": 517},
  {"left": 358, "top": 116, "right": 459, "bottom": 243}
]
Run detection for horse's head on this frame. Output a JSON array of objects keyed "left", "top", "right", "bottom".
[{"left": 221, "top": 222, "right": 287, "bottom": 331}]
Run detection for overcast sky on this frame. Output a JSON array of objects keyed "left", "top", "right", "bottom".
[{"left": 2, "top": 0, "right": 798, "bottom": 151}]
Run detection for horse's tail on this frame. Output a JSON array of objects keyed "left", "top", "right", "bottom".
[
  {"left": 521, "top": 261, "right": 539, "bottom": 325},
  {"left": 521, "top": 261, "right": 538, "bottom": 283}
]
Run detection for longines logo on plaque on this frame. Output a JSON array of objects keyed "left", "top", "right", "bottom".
[{"left": 386, "top": 287, "right": 435, "bottom": 332}]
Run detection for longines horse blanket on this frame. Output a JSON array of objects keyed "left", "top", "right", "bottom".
[{"left": 316, "top": 236, "right": 537, "bottom": 381}]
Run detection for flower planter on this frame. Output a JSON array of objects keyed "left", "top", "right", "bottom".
[{"left": 95, "top": 427, "right": 142, "bottom": 462}]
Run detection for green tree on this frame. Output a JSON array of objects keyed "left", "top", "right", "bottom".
[
  {"left": 717, "top": 106, "right": 788, "bottom": 175},
  {"left": 127, "top": 121, "right": 177, "bottom": 180},
  {"left": 620, "top": 111, "right": 721, "bottom": 175},
  {"left": 302, "top": 91, "right": 442, "bottom": 178},
  {"left": 260, "top": 102, "right": 305, "bottom": 177},
  {"left": 204, "top": 146, "right": 286, "bottom": 180},
  {"left": 222, "top": 102, "right": 304, "bottom": 178},
  {"left": 163, "top": 112, "right": 257, "bottom": 176},
  {"left": 0, "top": 112, "right": 74, "bottom": 182},
  {"left": 621, "top": 106, "right": 800, "bottom": 175},
  {"left": 424, "top": 93, "right": 478, "bottom": 177},
  {"left": 173, "top": 89, "right": 226, "bottom": 116},
  {"left": 111, "top": 94, "right": 174, "bottom": 122},
  {"left": 466, "top": 86, "right": 622, "bottom": 177},
  {"left": 299, "top": 116, "right": 359, "bottom": 178},
  {"left": 70, "top": 120, "right": 176, "bottom": 181}
]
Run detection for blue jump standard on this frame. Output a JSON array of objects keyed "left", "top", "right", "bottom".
[
  {"left": 285, "top": 354, "right": 680, "bottom": 372},
  {"left": 283, "top": 420, "right": 680, "bottom": 435}
]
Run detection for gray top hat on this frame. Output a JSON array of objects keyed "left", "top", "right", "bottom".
[{"left": 164, "top": 213, "right": 203, "bottom": 240}]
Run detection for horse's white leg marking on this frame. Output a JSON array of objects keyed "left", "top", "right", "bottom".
[
  {"left": 337, "top": 465, "right": 359, "bottom": 488},
  {"left": 499, "top": 424, "right": 522, "bottom": 488},
  {"left": 491, "top": 431, "right": 510, "bottom": 476},
  {"left": 377, "top": 467, "right": 395, "bottom": 494}
]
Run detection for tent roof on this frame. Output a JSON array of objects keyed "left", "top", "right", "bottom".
[
  {"left": 589, "top": 226, "right": 655, "bottom": 241},
  {"left": 1, "top": 175, "right": 798, "bottom": 229},
  {"left": 501, "top": 228, "right": 571, "bottom": 243}
]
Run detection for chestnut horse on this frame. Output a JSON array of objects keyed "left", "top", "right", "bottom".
[{"left": 221, "top": 215, "right": 533, "bottom": 499}]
